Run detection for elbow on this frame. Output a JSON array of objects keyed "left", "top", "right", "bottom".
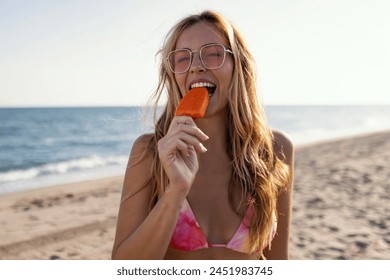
[{"left": 111, "top": 247, "right": 119, "bottom": 260}]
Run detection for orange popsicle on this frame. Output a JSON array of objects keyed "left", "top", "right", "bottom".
[{"left": 175, "top": 87, "right": 209, "bottom": 119}]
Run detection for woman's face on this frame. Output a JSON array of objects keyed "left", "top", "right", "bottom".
[{"left": 173, "top": 22, "right": 234, "bottom": 118}]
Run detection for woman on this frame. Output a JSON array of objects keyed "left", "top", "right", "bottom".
[{"left": 112, "top": 10, "right": 293, "bottom": 260}]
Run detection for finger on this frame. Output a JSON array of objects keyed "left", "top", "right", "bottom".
[
  {"left": 168, "top": 134, "right": 206, "bottom": 156},
  {"left": 176, "top": 132, "right": 207, "bottom": 153},
  {"left": 179, "top": 124, "right": 209, "bottom": 142},
  {"left": 186, "top": 145, "right": 196, "bottom": 157},
  {"left": 171, "top": 116, "right": 207, "bottom": 136},
  {"left": 176, "top": 139, "right": 190, "bottom": 157},
  {"left": 169, "top": 120, "right": 209, "bottom": 142},
  {"left": 174, "top": 116, "right": 196, "bottom": 126}
]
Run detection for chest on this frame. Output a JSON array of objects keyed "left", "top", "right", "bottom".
[{"left": 186, "top": 171, "right": 246, "bottom": 244}]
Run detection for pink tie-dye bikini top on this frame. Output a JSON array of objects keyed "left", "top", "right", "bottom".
[{"left": 169, "top": 198, "right": 277, "bottom": 254}]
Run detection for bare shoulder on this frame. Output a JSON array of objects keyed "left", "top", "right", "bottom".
[
  {"left": 272, "top": 130, "right": 294, "bottom": 165},
  {"left": 131, "top": 133, "right": 154, "bottom": 155},
  {"left": 112, "top": 134, "right": 155, "bottom": 258},
  {"left": 135, "top": 133, "right": 154, "bottom": 144},
  {"left": 121, "top": 133, "right": 155, "bottom": 199},
  {"left": 127, "top": 133, "right": 154, "bottom": 163}
]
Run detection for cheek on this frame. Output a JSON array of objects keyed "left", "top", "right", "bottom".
[
  {"left": 219, "top": 66, "right": 234, "bottom": 89},
  {"left": 174, "top": 74, "right": 187, "bottom": 94},
  {"left": 226, "top": 60, "right": 234, "bottom": 80}
]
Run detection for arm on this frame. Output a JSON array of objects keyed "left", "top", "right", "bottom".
[
  {"left": 111, "top": 134, "right": 185, "bottom": 259},
  {"left": 264, "top": 130, "right": 294, "bottom": 260},
  {"left": 112, "top": 117, "right": 209, "bottom": 259}
]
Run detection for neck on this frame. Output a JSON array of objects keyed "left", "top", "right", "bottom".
[{"left": 195, "top": 109, "right": 230, "bottom": 164}]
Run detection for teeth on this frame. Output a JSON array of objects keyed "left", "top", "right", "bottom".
[{"left": 190, "top": 82, "right": 216, "bottom": 89}]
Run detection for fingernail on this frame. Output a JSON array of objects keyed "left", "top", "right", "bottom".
[{"left": 200, "top": 143, "right": 207, "bottom": 152}]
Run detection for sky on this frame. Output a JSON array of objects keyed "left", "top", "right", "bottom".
[{"left": 0, "top": 0, "right": 389, "bottom": 107}]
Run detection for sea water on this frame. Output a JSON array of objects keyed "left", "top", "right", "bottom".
[{"left": 1, "top": 106, "right": 389, "bottom": 194}]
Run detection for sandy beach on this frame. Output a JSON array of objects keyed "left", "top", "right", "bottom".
[{"left": 1, "top": 131, "right": 389, "bottom": 260}]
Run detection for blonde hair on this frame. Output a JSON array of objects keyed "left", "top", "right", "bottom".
[{"left": 142, "top": 10, "right": 289, "bottom": 258}]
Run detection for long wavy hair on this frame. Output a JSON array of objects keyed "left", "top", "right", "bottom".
[{"left": 129, "top": 10, "right": 290, "bottom": 258}]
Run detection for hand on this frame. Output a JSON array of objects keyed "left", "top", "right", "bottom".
[{"left": 157, "top": 116, "right": 209, "bottom": 194}]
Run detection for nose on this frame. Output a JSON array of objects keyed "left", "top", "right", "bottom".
[{"left": 189, "top": 53, "right": 206, "bottom": 73}]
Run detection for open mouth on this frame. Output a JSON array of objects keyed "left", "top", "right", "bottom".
[{"left": 190, "top": 82, "right": 216, "bottom": 96}]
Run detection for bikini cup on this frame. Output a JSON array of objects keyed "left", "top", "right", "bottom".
[{"left": 169, "top": 198, "right": 277, "bottom": 254}]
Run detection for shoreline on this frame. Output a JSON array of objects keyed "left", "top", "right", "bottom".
[
  {"left": 2, "top": 129, "right": 389, "bottom": 197},
  {"left": 1, "top": 130, "right": 389, "bottom": 259},
  {"left": 0, "top": 174, "right": 124, "bottom": 198},
  {"left": 0, "top": 126, "right": 390, "bottom": 197},
  {"left": 294, "top": 129, "right": 390, "bottom": 150}
]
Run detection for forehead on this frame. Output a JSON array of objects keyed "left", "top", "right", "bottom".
[{"left": 175, "top": 22, "right": 228, "bottom": 49}]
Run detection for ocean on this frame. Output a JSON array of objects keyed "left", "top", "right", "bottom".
[{"left": 1, "top": 106, "right": 389, "bottom": 194}]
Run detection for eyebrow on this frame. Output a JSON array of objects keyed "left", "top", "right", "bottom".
[{"left": 174, "top": 42, "right": 225, "bottom": 51}]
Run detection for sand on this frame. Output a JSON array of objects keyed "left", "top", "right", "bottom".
[
  {"left": 1, "top": 131, "right": 389, "bottom": 260},
  {"left": 0, "top": 176, "right": 122, "bottom": 260},
  {"left": 291, "top": 131, "right": 390, "bottom": 259}
]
